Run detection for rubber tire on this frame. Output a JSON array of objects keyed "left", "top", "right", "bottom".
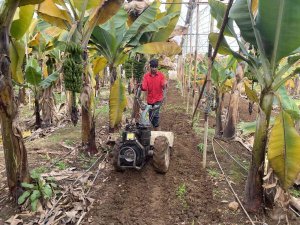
[
  {"left": 153, "top": 136, "right": 170, "bottom": 174},
  {"left": 112, "top": 140, "right": 125, "bottom": 172}
]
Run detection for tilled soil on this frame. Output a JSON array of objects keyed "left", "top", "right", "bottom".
[
  {"left": 85, "top": 82, "right": 236, "bottom": 225},
  {"left": 1, "top": 81, "right": 297, "bottom": 224}
]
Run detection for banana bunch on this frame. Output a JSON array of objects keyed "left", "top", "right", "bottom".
[
  {"left": 124, "top": 58, "right": 134, "bottom": 79},
  {"left": 62, "top": 42, "right": 83, "bottom": 93},
  {"left": 66, "top": 42, "right": 83, "bottom": 55},
  {"left": 133, "top": 57, "right": 146, "bottom": 82},
  {"left": 124, "top": 56, "right": 146, "bottom": 82}
]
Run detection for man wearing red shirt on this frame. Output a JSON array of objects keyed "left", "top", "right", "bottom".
[{"left": 141, "top": 59, "right": 167, "bottom": 130}]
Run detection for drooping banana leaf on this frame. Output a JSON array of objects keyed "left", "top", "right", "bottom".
[
  {"left": 211, "top": 60, "right": 234, "bottom": 90},
  {"left": 121, "top": 0, "right": 160, "bottom": 48},
  {"left": 40, "top": 71, "right": 59, "bottom": 89},
  {"left": 129, "top": 11, "right": 180, "bottom": 46},
  {"left": 37, "top": 0, "right": 72, "bottom": 30},
  {"left": 90, "top": 9, "right": 128, "bottom": 67},
  {"left": 256, "top": 0, "right": 300, "bottom": 65},
  {"left": 209, "top": 33, "right": 232, "bottom": 56},
  {"left": 277, "top": 86, "right": 300, "bottom": 120},
  {"left": 151, "top": 0, "right": 181, "bottom": 42},
  {"left": 93, "top": 56, "right": 108, "bottom": 75},
  {"left": 82, "top": 0, "right": 122, "bottom": 47},
  {"left": 25, "top": 67, "right": 42, "bottom": 87},
  {"left": 208, "top": 32, "right": 246, "bottom": 62},
  {"left": 229, "top": 0, "right": 256, "bottom": 45},
  {"left": 9, "top": 39, "right": 25, "bottom": 84},
  {"left": 238, "top": 117, "right": 275, "bottom": 136},
  {"left": 244, "top": 83, "right": 259, "bottom": 103},
  {"left": 208, "top": 0, "right": 234, "bottom": 37},
  {"left": 268, "top": 111, "right": 300, "bottom": 190},
  {"left": 133, "top": 42, "right": 181, "bottom": 57},
  {"left": 237, "top": 121, "right": 257, "bottom": 135},
  {"left": 100, "top": 8, "right": 128, "bottom": 44},
  {"left": 11, "top": 4, "right": 35, "bottom": 40},
  {"left": 109, "top": 77, "right": 127, "bottom": 128},
  {"left": 91, "top": 26, "right": 117, "bottom": 63}
]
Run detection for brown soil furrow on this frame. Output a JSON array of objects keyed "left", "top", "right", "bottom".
[{"left": 86, "top": 81, "right": 219, "bottom": 225}]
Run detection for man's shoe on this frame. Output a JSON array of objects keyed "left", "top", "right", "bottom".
[{"left": 153, "top": 126, "right": 161, "bottom": 131}]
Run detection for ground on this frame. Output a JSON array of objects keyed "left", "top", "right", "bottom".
[{"left": 0, "top": 81, "right": 299, "bottom": 225}]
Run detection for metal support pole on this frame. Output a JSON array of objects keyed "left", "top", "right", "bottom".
[{"left": 192, "top": 1, "right": 199, "bottom": 114}]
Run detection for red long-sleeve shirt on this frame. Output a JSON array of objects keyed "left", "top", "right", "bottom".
[{"left": 141, "top": 71, "right": 166, "bottom": 104}]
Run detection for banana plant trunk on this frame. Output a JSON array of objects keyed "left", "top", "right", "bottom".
[
  {"left": 81, "top": 51, "right": 97, "bottom": 154},
  {"left": 41, "top": 61, "right": 56, "bottom": 127},
  {"left": 18, "top": 87, "right": 27, "bottom": 105},
  {"left": 109, "top": 65, "right": 118, "bottom": 133},
  {"left": 81, "top": 85, "right": 97, "bottom": 154},
  {"left": 41, "top": 86, "right": 55, "bottom": 127},
  {"left": 0, "top": 0, "right": 30, "bottom": 194},
  {"left": 223, "top": 64, "right": 244, "bottom": 139},
  {"left": 34, "top": 92, "right": 41, "bottom": 129},
  {"left": 245, "top": 90, "right": 273, "bottom": 212},
  {"left": 215, "top": 90, "right": 224, "bottom": 138}
]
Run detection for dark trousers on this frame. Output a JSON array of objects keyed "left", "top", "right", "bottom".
[{"left": 149, "top": 102, "right": 161, "bottom": 128}]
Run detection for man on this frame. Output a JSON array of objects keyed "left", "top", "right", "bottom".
[{"left": 141, "top": 59, "right": 167, "bottom": 131}]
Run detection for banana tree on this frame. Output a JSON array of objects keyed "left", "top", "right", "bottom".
[
  {"left": 211, "top": 57, "right": 236, "bottom": 138},
  {"left": 222, "top": 62, "right": 245, "bottom": 139},
  {"left": 37, "top": 0, "right": 123, "bottom": 153},
  {"left": 0, "top": 0, "right": 45, "bottom": 195},
  {"left": 209, "top": 0, "right": 300, "bottom": 212},
  {"left": 27, "top": 29, "right": 61, "bottom": 128},
  {"left": 90, "top": 0, "right": 182, "bottom": 131},
  {"left": 24, "top": 57, "right": 59, "bottom": 128}
]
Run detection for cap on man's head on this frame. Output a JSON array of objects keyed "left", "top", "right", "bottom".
[{"left": 149, "top": 59, "right": 158, "bottom": 68}]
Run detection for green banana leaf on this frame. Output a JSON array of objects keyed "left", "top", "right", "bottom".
[
  {"left": 277, "top": 86, "right": 300, "bottom": 120},
  {"left": 209, "top": 33, "right": 233, "bottom": 56},
  {"left": 25, "top": 58, "right": 42, "bottom": 87},
  {"left": 208, "top": 0, "right": 234, "bottom": 37},
  {"left": 121, "top": 0, "right": 159, "bottom": 48},
  {"left": 151, "top": 0, "right": 181, "bottom": 42},
  {"left": 268, "top": 111, "right": 300, "bottom": 190},
  {"left": 91, "top": 26, "right": 117, "bottom": 63},
  {"left": 130, "top": 11, "right": 180, "bottom": 46},
  {"left": 100, "top": 8, "right": 128, "bottom": 44},
  {"left": 11, "top": 5, "right": 35, "bottom": 40},
  {"left": 238, "top": 117, "right": 275, "bottom": 136},
  {"left": 256, "top": 0, "right": 300, "bottom": 64},
  {"left": 109, "top": 77, "right": 127, "bottom": 128},
  {"left": 237, "top": 121, "right": 257, "bottom": 136},
  {"left": 208, "top": 32, "right": 248, "bottom": 62},
  {"left": 229, "top": 0, "right": 256, "bottom": 45},
  {"left": 82, "top": 0, "right": 122, "bottom": 46},
  {"left": 211, "top": 59, "right": 234, "bottom": 91},
  {"left": 40, "top": 71, "right": 59, "bottom": 89}
]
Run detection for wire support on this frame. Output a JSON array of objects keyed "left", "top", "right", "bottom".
[
  {"left": 289, "top": 206, "right": 300, "bottom": 217},
  {"left": 211, "top": 138, "right": 256, "bottom": 225},
  {"left": 214, "top": 139, "right": 248, "bottom": 172}
]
